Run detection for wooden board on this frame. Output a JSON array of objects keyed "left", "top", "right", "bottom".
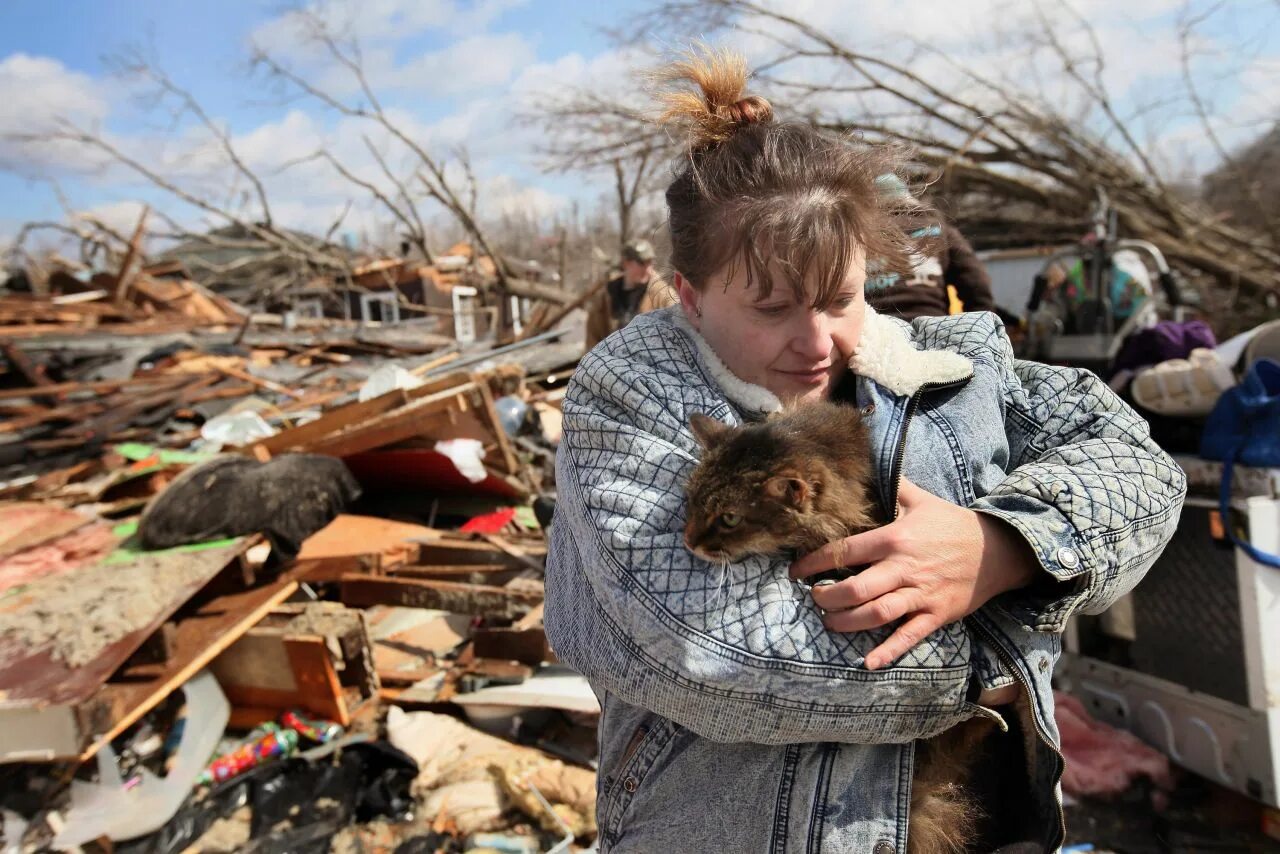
[
  {"left": 304, "top": 385, "right": 476, "bottom": 458},
  {"left": 79, "top": 575, "right": 300, "bottom": 761},
  {"left": 249, "top": 388, "right": 411, "bottom": 456},
  {"left": 340, "top": 575, "right": 542, "bottom": 620},
  {"left": 0, "top": 537, "right": 252, "bottom": 710}
]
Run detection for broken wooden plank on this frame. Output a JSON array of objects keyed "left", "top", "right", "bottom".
[
  {"left": 414, "top": 536, "right": 546, "bottom": 566},
  {"left": 216, "top": 363, "right": 304, "bottom": 400},
  {"left": 112, "top": 205, "right": 150, "bottom": 304},
  {"left": 472, "top": 627, "right": 554, "bottom": 666},
  {"left": 284, "top": 635, "right": 349, "bottom": 724},
  {"left": 78, "top": 575, "right": 300, "bottom": 762},
  {"left": 250, "top": 389, "right": 411, "bottom": 455},
  {"left": 304, "top": 384, "right": 477, "bottom": 458},
  {"left": 340, "top": 575, "right": 541, "bottom": 620},
  {"left": 0, "top": 343, "right": 54, "bottom": 395},
  {"left": 0, "top": 374, "right": 177, "bottom": 402},
  {"left": 473, "top": 377, "right": 520, "bottom": 476}
]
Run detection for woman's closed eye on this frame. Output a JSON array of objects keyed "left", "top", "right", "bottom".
[{"left": 753, "top": 303, "right": 790, "bottom": 318}]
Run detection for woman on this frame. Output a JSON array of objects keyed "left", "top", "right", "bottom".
[{"left": 544, "top": 48, "right": 1184, "bottom": 853}]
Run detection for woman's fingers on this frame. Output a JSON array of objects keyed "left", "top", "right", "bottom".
[
  {"left": 790, "top": 526, "right": 895, "bottom": 580},
  {"left": 821, "top": 589, "right": 918, "bottom": 633},
  {"left": 809, "top": 564, "right": 902, "bottom": 611},
  {"left": 864, "top": 613, "right": 939, "bottom": 671}
]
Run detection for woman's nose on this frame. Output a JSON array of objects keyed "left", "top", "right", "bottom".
[{"left": 792, "top": 311, "right": 833, "bottom": 360}]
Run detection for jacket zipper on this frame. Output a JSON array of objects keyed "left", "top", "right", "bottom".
[
  {"left": 886, "top": 376, "right": 971, "bottom": 520},
  {"left": 967, "top": 616, "right": 1068, "bottom": 850},
  {"left": 886, "top": 373, "right": 1063, "bottom": 847}
]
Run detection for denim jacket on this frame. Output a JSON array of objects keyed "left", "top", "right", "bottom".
[{"left": 545, "top": 306, "right": 1185, "bottom": 853}]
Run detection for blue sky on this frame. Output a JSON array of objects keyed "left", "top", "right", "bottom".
[
  {"left": 1, "top": 0, "right": 1277, "bottom": 253},
  {"left": 0, "top": 0, "right": 652, "bottom": 245}
]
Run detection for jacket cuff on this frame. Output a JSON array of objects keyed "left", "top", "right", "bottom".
[{"left": 970, "top": 498, "right": 1094, "bottom": 632}]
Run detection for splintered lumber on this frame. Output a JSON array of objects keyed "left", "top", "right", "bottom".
[
  {"left": 0, "top": 374, "right": 179, "bottom": 402},
  {"left": 415, "top": 534, "right": 547, "bottom": 566},
  {"left": 473, "top": 376, "right": 520, "bottom": 475},
  {"left": 250, "top": 388, "right": 413, "bottom": 456},
  {"left": 112, "top": 205, "right": 150, "bottom": 304},
  {"left": 472, "top": 626, "right": 554, "bottom": 666},
  {"left": 301, "top": 382, "right": 478, "bottom": 458},
  {"left": 216, "top": 363, "right": 304, "bottom": 400},
  {"left": 212, "top": 632, "right": 349, "bottom": 728},
  {"left": 80, "top": 574, "right": 300, "bottom": 762},
  {"left": 246, "top": 370, "right": 476, "bottom": 457},
  {"left": 0, "top": 535, "right": 257, "bottom": 763},
  {"left": 0, "top": 343, "right": 53, "bottom": 392},
  {"left": 340, "top": 575, "right": 542, "bottom": 620}
]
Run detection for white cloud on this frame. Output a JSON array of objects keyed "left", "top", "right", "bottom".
[
  {"left": 248, "top": 0, "right": 527, "bottom": 54},
  {"left": 74, "top": 199, "right": 151, "bottom": 236},
  {"left": 248, "top": 0, "right": 534, "bottom": 98},
  {"left": 391, "top": 33, "right": 535, "bottom": 94},
  {"left": 0, "top": 53, "right": 111, "bottom": 175},
  {"left": 478, "top": 173, "right": 569, "bottom": 220}
]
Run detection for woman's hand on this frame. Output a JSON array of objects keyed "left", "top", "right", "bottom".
[{"left": 790, "top": 477, "right": 1039, "bottom": 670}]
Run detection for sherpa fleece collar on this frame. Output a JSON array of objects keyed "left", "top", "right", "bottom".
[{"left": 669, "top": 305, "right": 974, "bottom": 415}]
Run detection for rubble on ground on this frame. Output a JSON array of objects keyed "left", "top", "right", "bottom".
[{"left": 0, "top": 249, "right": 588, "bottom": 852}]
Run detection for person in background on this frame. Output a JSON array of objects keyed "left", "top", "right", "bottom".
[
  {"left": 585, "top": 239, "right": 677, "bottom": 349},
  {"left": 864, "top": 174, "right": 998, "bottom": 321}
]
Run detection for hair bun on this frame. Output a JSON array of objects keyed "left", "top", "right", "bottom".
[
  {"left": 652, "top": 45, "right": 773, "bottom": 152},
  {"left": 727, "top": 96, "right": 772, "bottom": 127}
]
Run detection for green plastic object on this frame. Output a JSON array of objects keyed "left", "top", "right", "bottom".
[{"left": 104, "top": 521, "right": 240, "bottom": 565}]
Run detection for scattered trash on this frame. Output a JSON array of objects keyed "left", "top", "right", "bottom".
[
  {"left": 0, "top": 249, "right": 584, "bottom": 851},
  {"left": 360, "top": 364, "right": 426, "bottom": 402},
  {"left": 436, "top": 438, "right": 488, "bottom": 483},
  {"left": 55, "top": 671, "right": 229, "bottom": 848},
  {"left": 493, "top": 395, "right": 529, "bottom": 438},
  {"left": 200, "top": 410, "right": 277, "bottom": 449}
]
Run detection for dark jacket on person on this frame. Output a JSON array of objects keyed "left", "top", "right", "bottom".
[
  {"left": 866, "top": 224, "right": 995, "bottom": 320},
  {"left": 584, "top": 274, "right": 676, "bottom": 350}
]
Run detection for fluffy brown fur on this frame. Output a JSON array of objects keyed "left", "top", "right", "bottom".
[
  {"left": 684, "top": 401, "right": 990, "bottom": 854},
  {"left": 683, "top": 402, "right": 879, "bottom": 563}
]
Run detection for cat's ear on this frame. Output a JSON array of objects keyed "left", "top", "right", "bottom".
[
  {"left": 763, "top": 473, "right": 810, "bottom": 507},
  {"left": 689, "top": 413, "right": 730, "bottom": 448}
]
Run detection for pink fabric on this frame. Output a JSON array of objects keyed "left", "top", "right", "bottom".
[
  {"left": 1054, "top": 690, "right": 1174, "bottom": 798},
  {"left": 0, "top": 523, "right": 119, "bottom": 596}
]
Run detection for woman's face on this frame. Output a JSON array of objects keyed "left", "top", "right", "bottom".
[{"left": 675, "top": 252, "right": 867, "bottom": 404}]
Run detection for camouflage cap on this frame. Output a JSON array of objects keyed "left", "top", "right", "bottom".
[{"left": 621, "top": 239, "right": 656, "bottom": 264}]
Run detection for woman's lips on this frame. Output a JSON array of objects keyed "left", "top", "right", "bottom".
[{"left": 776, "top": 366, "right": 832, "bottom": 384}]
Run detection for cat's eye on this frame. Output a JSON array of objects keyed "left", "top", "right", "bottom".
[{"left": 719, "top": 512, "right": 742, "bottom": 528}]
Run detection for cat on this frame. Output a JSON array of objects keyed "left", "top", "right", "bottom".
[
  {"left": 683, "top": 401, "right": 880, "bottom": 563},
  {"left": 684, "top": 401, "right": 988, "bottom": 854}
]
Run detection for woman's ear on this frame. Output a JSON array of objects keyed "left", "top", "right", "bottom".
[{"left": 674, "top": 271, "right": 701, "bottom": 329}]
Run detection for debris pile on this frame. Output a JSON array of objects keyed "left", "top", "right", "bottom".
[{"left": 0, "top": 249, "right": 589, "bottom": 852}]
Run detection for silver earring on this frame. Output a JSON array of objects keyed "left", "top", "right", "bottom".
[{"left": 695, "top": 305, "right": 703, "bottom": 318}]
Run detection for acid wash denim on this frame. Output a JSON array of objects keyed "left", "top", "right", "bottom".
[{"left": 544, "top": 307, "right": 1186, "bottom": 853}]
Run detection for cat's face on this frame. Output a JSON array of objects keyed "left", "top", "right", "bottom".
[{"left": 682, "top": 414, "right": 819, "bottom": 562}]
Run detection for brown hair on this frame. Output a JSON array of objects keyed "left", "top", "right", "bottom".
[{"left": 653, "top": 45, "right": 931, "bottom": 308}]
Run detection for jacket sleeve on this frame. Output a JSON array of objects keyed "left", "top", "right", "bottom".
[
  {"left": 942, "top": 225, "right": 996, "bottom": 313},
  {"left": 967, "top": 318, "right": 1187, "bottom": 632},
  {"left": 544, "top": 341, "right": 975, "bottom": 745}
]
